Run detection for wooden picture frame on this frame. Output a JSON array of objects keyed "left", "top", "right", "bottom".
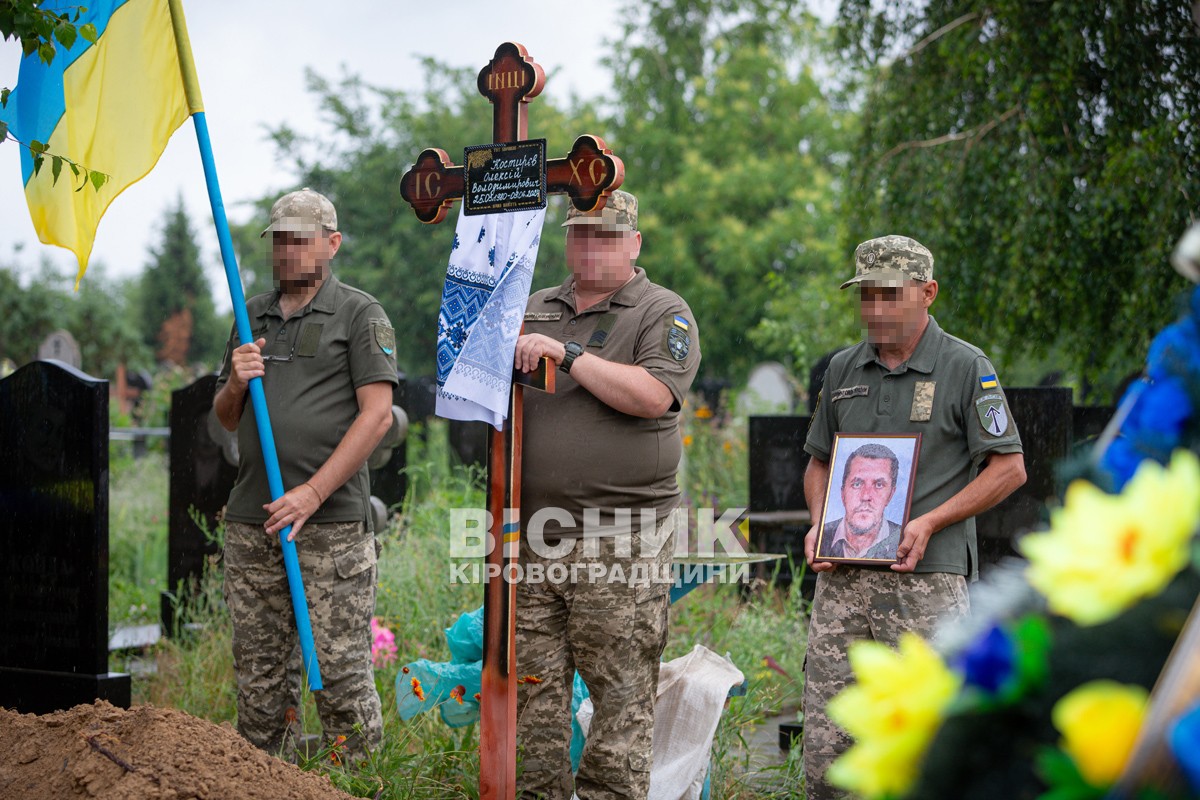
[{"left": 813, "top": 432, "right": 921, "bottom": 566}]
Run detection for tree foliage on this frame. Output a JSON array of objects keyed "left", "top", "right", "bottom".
[
  {"left": 0, "top": 260, "right": 149, "bottom": 376},
  {"left": 140, "top": 197, "right": 223, "bottom": 368},
  {"left": 607, "top": 0, "right": 859, "bottom": 381},
  {"left": 836, "top": 0, "right": 1200, "bottom": 399}
]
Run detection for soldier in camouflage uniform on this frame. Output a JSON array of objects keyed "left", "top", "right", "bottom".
[
  {"left": 513, "top": 190, "right": 701, "bottom": 800},
  {"left": 801, "top": 235, "right": 1027, "bottom": 799},
  {"left": 214, "top": 188, "right": 397, "bottom": 765}
]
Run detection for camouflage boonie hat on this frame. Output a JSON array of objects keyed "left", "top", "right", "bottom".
[
  {"left": 261, "top": 187, "right": 338, "bottom": 237},
  {"left": 561, "top": 189, "right": 637, "bottom": 232},
  {"left": 841, "top": 235, "right": 934, "bottom": 288}
]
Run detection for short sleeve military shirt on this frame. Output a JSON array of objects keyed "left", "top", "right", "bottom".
[
  {"left": 804, "top": 316, "right": 1022, "bottom": 578},
  {"left": 520, "top": 268, "right": 701, "bottom": 537},
  {"left": 216, "top": 274, "right": 397, "bottom": 527}
]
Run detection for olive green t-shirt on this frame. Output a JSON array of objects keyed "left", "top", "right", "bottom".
[
  {"left": 520, "top": 268, "right": 701, "bottom": 537},
  {"left": 804, "top": 316, "right": 1023, "bottom": 578},
  {"left": 216, "top": 274, "right": 397, "bottom": 528}
]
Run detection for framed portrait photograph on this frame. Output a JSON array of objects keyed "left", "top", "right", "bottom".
[{"left": 813, "top": 432, "right": 922, "bottom": 566}]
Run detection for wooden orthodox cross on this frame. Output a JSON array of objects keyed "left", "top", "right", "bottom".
[{"left": 399, "top": 42, "right": 624, "bottom": 800}]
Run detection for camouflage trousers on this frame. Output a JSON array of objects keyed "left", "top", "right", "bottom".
[
  {"left": 515, "top": 522, "right": 675, "bottom": 800},
  {"left": 223, "top": 520, "right": 383, "bottom": 766},
  {"left": 802, "top": 568, "right": 969, "bottom": 800}
]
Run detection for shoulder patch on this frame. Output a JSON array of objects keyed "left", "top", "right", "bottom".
[
  {"left": 975, "top": 393, "right": 1009, "bottom": 436},
  {"left": 666, "top": 324, "right": 690, "bottom": 361},
  {"left": 371, "top": 319, "right": 395, "bottom": 356}
]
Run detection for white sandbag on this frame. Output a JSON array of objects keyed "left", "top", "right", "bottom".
[{"left": 571, "top": 644, "right": 744, "bottom": 800}]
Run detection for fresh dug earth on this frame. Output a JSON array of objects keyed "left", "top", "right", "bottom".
[{"left": 0, "top": 701, "right": 356, "bottom": 800}]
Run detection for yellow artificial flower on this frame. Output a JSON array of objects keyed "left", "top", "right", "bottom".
[
  {"left": 826, "top": 633, "right": 962, "bottom": 800},
  {"left": 1052, "top": 680, "right": 1149, "bottom": 787},
  {"left": 1020, "top": 450, "right": 1200, "bottom": 626}
]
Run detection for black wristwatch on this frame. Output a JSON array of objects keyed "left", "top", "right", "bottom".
[{"left": 560, "top": 341, "right": 584, "bottom": 374}]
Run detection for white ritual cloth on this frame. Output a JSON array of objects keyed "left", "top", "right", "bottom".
[{"left": 435, "top": 206, "right": 546, "bottom": 429}]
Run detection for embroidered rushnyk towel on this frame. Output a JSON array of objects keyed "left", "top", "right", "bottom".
[{"left": 435, "top": 206, "right": 546, "bottom": 429}]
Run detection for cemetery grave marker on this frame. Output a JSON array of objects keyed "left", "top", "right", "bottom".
[{"left": 0, "top": 360, "right": 130, "bottom": 713}]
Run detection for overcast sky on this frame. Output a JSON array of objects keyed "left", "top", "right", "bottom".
[{"left": 0, "top": 1, "right": 621, "bottom": 301}]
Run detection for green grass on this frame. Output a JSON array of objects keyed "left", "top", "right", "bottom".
[{"left": 108, "top": 414, "right": 809, "bottom": 798}]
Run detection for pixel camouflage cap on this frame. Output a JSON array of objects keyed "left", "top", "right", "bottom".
[
  {"left": 561, "top": 189, "right": 638, "bottom": 232},
  {"left": 841, "top": 235, "right": 934, "bottom": 289},
  {"left": 261, "top": 187, "right": 338, "bottom": 237}
]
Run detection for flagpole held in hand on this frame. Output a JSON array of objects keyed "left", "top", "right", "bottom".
[{"left": 168, "top": 0, "right": 323, "bottom": 691}]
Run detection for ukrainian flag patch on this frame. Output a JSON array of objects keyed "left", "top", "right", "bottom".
[
  {"left": 673, "top": 315, "right": 690, "bottom": 331},
  {"left": 979, "top": 374, "right": 998, "bottom": 390}
]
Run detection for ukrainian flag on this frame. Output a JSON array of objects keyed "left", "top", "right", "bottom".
[
  {"left": 979, "top": 374, "right": 998, "bottom": 390},
  {"left": 2, "top": 0, "right": 202, "bottom": 285}
]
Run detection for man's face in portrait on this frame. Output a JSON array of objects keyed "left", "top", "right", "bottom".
[{"left": 841, "top": 455, "right": 897, "bottom": 537}]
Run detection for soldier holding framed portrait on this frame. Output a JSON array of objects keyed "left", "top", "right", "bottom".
[{"left": 800, "top": 235, "right": 1027, "bottom": 799}]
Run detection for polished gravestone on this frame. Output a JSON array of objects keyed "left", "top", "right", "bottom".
[
  {"left": 976, "top": 387, "right": 1073, "bottom": 566},
  {"left": 747, "top": 415, "right": 813, "bottom": 594},
  {"left": 161, "top": 374, "right": 239, "bottom": 633},
  {"left": 369, "top": 377, "right": 412, "bottom": 512},
  {"left": 0, "top": 360, "right": 130, "bottom": 713}
]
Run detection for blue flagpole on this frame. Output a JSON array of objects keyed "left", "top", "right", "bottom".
[{"left": 189, "top": 110, "right": 323, "bottom": 692}]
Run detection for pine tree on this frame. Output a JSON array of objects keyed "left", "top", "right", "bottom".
[{"left": 140, "top": 196, "right": 222, "bottom": 368}]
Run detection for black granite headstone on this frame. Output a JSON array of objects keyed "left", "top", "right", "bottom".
[
  {"left": 449, "top": 419, "right": 489, "bottom": 471},
  {"left": 748, "top": 415, "right": 813, "bottom": 594},
  {"left": 161, "top": 374, "right": 239, "bottom": 634},
  {"left": 369, "top": 378, "right": 411, "bottom": 511},
  {"left": 976, "top": 387, "right": 1073, "bottom": 568},
  {"left": 1072, "top": 405, "right": 1115, "bottom": 448},
  {"left": 0, "top": 360, "right": 131, "bottom": 713}
]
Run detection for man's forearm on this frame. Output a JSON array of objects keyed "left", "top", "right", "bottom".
[
  {"left": 917, "top": 452, "right": 1027, "bottom": 534},
  {"left": 570, "top": 352, "right": 673, "bottom": 418}
]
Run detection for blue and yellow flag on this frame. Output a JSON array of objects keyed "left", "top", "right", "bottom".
[{"left": 1, "top": 0, "right": 202, "bottom": 285}]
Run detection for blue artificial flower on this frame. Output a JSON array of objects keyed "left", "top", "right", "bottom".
[
  {"left": 956, "top": 625, "right": 1016, "bottom": 694},
  {"left": 1127, "top": 376, "right": 1192, "bottom": 441},
  {"left": 1101, "top": 436, "right": 1144, "bottom": 491},
  {"left": 1148, "top": 317, "right": 1200, "bottom": 382},
  {"left": 1169, "top": 700, "right": 1200, "bottom": 793},
  {"left": 1101, "top": 377, "right": 1192, "bottom": 491}
]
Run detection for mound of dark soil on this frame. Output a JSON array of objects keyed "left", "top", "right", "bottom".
[{"left": 0, "top": 701, "right": 355, "bottom": 800}]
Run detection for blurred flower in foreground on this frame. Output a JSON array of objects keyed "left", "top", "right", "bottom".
[
  {"left": 1052, "top": 681, "right": 1149, "bottom": 787},
  {"left": 1170, "top": 701, "right": 1200, "bottom": 793},
  {"left": 827, "top": 633, "right": 962, "bottom": 800},
  {"left": 410, "top": 677, "right": 425, "bottom": 702},
  {"left": 1021, "top": 450, "right": 1200, "bottom": 626},
  {"left": 370, "top": 616, "right": 398, "bottom": 668},
  {"left": 955, "top": 616, "right": 1051, "bottom": 702}
]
